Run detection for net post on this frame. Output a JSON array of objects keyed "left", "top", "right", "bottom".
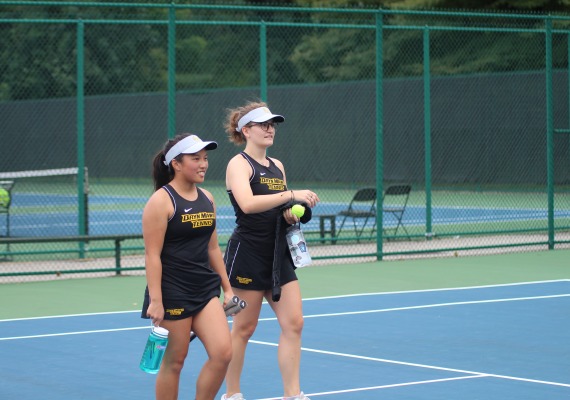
[{"left": 0, "top": 180, "right": 14, "bottom": 260}]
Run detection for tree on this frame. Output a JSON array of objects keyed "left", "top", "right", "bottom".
[
  {"left": 0, "top": 0, "right": 568, "bottom": 100},
  {"left": 287, "top": 0, "right": 570, "bottom": 83},
  {"left": 0, "top": 2, "right": 170, "bottom": 100}
]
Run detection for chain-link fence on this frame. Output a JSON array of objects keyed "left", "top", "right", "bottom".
[{"left": 1, "top": 2, "right": 570, "bottom": 281}]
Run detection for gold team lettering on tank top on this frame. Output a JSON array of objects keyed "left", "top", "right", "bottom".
[
  {"left": 260, "top": 177, "right": 285, "bottom": 191},
  {"left": 181, "top": 211, "right": 215, "bottom": 228}
]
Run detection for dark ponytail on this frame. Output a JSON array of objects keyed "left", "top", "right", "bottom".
[
  {"left": 151, "top": 150, "right": 172, "bottom": 191},
  {"left": 151, "top": 134, "right": 190, "bottom": 191}
]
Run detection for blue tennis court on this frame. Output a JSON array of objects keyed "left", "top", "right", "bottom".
[
  {"left": 1, "top": 280, "right": 568, "bottom": 399},
  {"left": 3, "top": 192, "right": 570, "bottom": 237}
]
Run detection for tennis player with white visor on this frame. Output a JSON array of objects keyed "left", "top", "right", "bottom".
[
  {"left": 141, "top": 133, "right": 237, "bottom": 399},
  {"left": 221, "top": 101, "right": 319, "bottom": 400}
]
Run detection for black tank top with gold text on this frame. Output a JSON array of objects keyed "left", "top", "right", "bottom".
[
  {"left": 228, "top": 152, "right": 287, "bottom": 254},
  {"left": 160, "top": 185, "right": 220, "bottom": 300}
]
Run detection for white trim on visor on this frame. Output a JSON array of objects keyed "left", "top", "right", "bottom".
[
  {"left": 236, "top": 107, "right": 285, "bottom": 132},
  {"left": 163, "top": 135, "right": 218, "bottom": 166}
]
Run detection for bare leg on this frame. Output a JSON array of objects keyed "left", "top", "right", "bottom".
[
  {"left": 156, "top": 317, "right": 192, "bottom": 400},
  {"left": 266, "top": 281, "right": 304, "bottom": 398},
  {"left": 192, "top": 297, "right": 233, "bottom": 400},
  {"left": 223, "top": 288, "right": 264, "bottom": 398}
]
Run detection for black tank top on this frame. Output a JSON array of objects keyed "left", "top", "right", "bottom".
[
  {"left": 228, "top": 152, "right": 287, "bottom": 254},
  {"left": 160, "top": 185, "right": 220, "bottom": 299}
]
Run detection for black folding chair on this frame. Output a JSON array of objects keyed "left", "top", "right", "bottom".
[
  {"left": 382, "top": 184, "right": 411, "bottom": 239},
  {"left": 336, "top": 188, "right": 377, "bottom": 241}
]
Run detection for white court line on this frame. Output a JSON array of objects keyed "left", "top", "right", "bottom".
[
  {"left": 1, "top": 285, "right": 569, "bottom": 395},
  {"left": 2, "top": 279, "right": 568, "bottom": 323},
  {"left": 255, "top": 375, "right": 488, "bottom": 399},
  {"left": 302, "top": 278, "right": 570, "bottom": 302},
  {"left": 0, "top": 326, "right": 148, "bottom": 341},
  {"left": 0, "top": 309, "right": 139, "bottom": 323},
  {"left": 1, "top": 293, "right": 568, "bottom": 340},
  {"left": 257, "top": 293, "right": 570, "bottom": 322},
  {"left": 251, "top": 339, "right": 570, "bottom": 389},
  {"left": 300, "top": 293, "right": 570, "bottom": 320}
]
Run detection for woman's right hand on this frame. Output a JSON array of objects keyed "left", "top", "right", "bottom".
[
  {"left": 292, "top": 190, "right": 320, "bottom": 208},
  {"left": 146, "top": 301, "right": 165, "bottom": 327}
]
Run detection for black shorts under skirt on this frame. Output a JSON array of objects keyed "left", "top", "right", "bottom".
[{"left": 224, "top": 238, "right": 297, "bottom": 291}]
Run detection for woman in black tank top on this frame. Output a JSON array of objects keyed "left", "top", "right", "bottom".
[
  {"left": 220, "top": 102, "right": 320, "bottom": 400},
  {"left": 141, "top": 134, "right": 235, "bottom": 399}
]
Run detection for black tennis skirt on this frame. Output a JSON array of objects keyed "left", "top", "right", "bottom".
[{"left": 224, "top": 238, "right": 297, "bottom": 291}]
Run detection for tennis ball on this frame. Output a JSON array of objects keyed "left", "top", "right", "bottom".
[
  {"left": 0, "top": 188, "right": 9, "bottom": 207},
  {"left": 291, "top": 204, "right": 305, "bottom": 218}
]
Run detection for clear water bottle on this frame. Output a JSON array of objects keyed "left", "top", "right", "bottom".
[
  {"left": 286, "top": 223, "right": 312, "bottom": 268},
  {"left": 139, "top": 326, "right": 169, "bottom": 374}
]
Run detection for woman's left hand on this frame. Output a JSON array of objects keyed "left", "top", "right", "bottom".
[{"left": 223, "top": 290, "right": 237, "bottom": 314}]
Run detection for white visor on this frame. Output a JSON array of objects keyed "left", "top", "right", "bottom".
[
  {"left": 236, "top": 107, "right": 285, "bottom": 132},
  {"left": 163, "top": 135, "right": 218, "bottom": 166}
]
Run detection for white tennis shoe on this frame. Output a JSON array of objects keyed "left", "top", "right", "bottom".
[
  {"left": 220, "top": 391, "right": 309, "bottom": 400},
  {"left": 220, "top": 393, "right": 245, "bottom": 400},
  {"left": 285, "top": 392, "right": 310, "bottom": 400}
]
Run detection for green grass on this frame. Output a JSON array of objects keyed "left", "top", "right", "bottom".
[{"left": 2, "top": 249, "right": 570, "bottom": 319}]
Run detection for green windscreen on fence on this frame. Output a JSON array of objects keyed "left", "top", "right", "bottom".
[{"left": 1, "top": 2, "right": 570, "bottom": 281}]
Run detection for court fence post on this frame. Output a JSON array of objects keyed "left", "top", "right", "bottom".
[
  {"left": 545, "top": 15, "right": 554, "bottom": 250},
  {"left": 114, "top": 239, "right": 122, "bottom": 275}
]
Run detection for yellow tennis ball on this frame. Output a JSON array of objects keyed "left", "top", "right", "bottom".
[
  {"left": 291, "top": 204, "right": 305, "bottom": 218},
  {"left": 0, "top": 188, "right": 9, "bottom": 207}
]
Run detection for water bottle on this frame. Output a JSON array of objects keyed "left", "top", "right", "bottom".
[
  {"left": 286, "top": 223, "right": 312, "bottom": 268},
  {"left": 139, "top": 326, "right": 169, "bottom": 374}
]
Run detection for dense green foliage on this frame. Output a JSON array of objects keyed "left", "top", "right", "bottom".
[{"left": 0, "top": 0, "right": 568, "bottom": 101}]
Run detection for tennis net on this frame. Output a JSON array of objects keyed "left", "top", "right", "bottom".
[{"left": 0, "top": 167, "right": 88, "bottom": 239}]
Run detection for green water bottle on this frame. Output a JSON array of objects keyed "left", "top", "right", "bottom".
[{"left": 139, "top": 326, "right": 169, "bottom": 374}]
